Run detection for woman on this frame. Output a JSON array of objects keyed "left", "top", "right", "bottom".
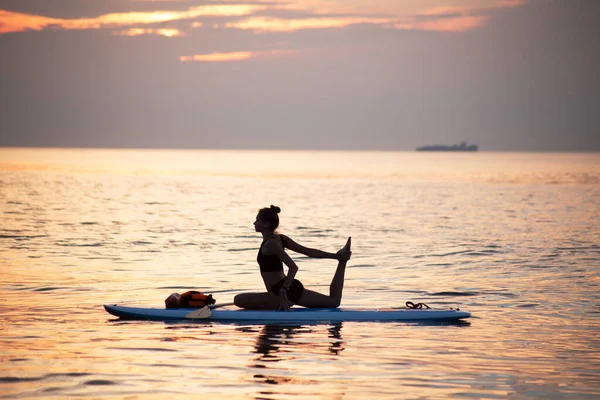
[{"left": 234, "top": 205, "right": 352, "bottom": 311}]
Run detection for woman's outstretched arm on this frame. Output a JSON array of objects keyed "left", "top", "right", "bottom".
[{"left": 282, "top": 235, "right": 340, "bottom": 259}]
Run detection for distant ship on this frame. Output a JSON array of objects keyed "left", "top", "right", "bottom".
[{"left": 416, "top": 142, "right": 479, "bottom": 152}]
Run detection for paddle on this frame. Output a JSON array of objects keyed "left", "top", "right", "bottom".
[
  {"left": 210, "top": 302, "right": 235, "bottom": 309},
  {"left": 184, "top": 302, "right": 236, "bottom": 319},
  {"left": 185, "top": 306, "right": 211, "bottom": 319}
]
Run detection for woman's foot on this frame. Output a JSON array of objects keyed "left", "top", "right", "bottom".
[{"left": 336, "top": 237, "right": 352, "bottom": 261}]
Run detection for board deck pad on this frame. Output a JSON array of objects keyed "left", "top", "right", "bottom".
[{"left": 104, "top": 304, "right": 470, "bottom": 322}]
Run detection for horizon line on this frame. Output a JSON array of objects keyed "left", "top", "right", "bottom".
[{"left": 1, "top": 145, "right": 599, "bottom": 154}]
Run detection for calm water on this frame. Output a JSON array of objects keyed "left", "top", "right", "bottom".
[{"left": 1, "top": 148, "right": 599, "bottom": 399}]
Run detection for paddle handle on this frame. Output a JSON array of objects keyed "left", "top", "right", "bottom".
[{"left": 210, "top": 302, "right": 235, "bottom": 309}]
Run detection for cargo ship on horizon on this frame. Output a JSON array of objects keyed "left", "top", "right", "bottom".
[{"left": 416, "top": 142, "right": 479, "bottom": 152}]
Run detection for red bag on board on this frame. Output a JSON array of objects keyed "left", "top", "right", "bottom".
[{"left": 165, "top": 291, "right": 216, "bottom": 309}]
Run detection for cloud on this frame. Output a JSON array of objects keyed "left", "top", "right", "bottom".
[
  {"left": 179, "top": 51, "right": 252, "bottom": 62},
  {"left": 396, "top": 15, "right": 487, "bottom": 33},
  {"left": 113, "top": 27, "right": 186, "bottom": 37},
  {"left": 179, "top": 49, "right": 294, "bottom": 62},
  {"left": 392, "top": 1, "right": 524, "bottom": 33},
  {"left": 0, "top": 4, "right": 264, "bottom": 34},
  {"left": 0, "top": 1, "right": 527, "bottom": 35},
  {"left": 218, "top": 1, "right": 526, "bottom": 33},
  {"left": 0, "top": 0, "right": 236, "bottom": 18},
  {"left": 223, "top": 15, "right": 395, "bottom": 32}
]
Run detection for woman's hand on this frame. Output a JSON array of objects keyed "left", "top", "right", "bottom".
[
  {"left": 277, "top": 287, "right": 292, "bottom": 311},
  {"left": 336, "top": 248, "right": 352, "bottom": 261}
]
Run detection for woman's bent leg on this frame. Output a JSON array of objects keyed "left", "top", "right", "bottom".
[
  {"left": 296, "top": 288, "right": 341, "bottom": 308},
  {"left": 234, "top": 292, "right": 281, "bottom": 310}
]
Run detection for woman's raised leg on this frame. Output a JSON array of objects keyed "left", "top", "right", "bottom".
[{"left": 297, "top": 237, "right": 351, "bottom": 308}]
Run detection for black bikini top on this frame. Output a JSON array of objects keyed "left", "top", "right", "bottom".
[{"left": 257, "top": 235, "right": 287, "bottom": 273}]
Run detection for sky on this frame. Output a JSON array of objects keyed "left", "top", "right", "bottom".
[{"left": 0, "top": 0, "right": 598, "bottom": 151}]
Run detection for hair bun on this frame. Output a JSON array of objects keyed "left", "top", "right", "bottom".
[{"left": 270, "top": 205, "right": 281, "bottom": 214}]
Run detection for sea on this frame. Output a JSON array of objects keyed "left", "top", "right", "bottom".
[{"left": 1, "top": 148, "right": 599, "bottom": 399}]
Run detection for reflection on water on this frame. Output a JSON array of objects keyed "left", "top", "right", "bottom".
[
  {"left": 249, "top": 324, "right": 344, "bottom": 393},
  {"left": 1, "top": 148, "right": 599, "bottom": 399},
  {"left": 252, "top": 323, "right": 345, "bottom": 361}
]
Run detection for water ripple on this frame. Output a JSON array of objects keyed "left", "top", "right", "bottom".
[{"left": 429, "top": 291, "right": 479, "bottom": 297}]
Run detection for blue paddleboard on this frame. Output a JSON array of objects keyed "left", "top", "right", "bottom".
[{"left": 104, "top": 304, "right": 470, "bottom": 322}]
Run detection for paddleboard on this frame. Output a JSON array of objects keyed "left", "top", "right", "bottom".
[{"left": 104, "top": 304, "right": 470, "bottom": 322}]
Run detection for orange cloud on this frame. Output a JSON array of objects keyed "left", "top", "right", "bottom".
[
  {"left": 390, "top": 1, "right": 521, "bottom": 33},
  {"left": 0, "top": 0, "right": 526, "bottom": 36},
  {"left": 224, "top": 13, "right": 485, "bottom": 34},
  {"left": 0, "top": 10, "right": 54, "bottom": 33},
  {"left": 497, "top": 0, "right": 526, "bottom": 6},
  {"left": 416, "top": 7, "right": 467, "bottom": 17},
  {"left": 114, "top": 28, "right": 185, "bottom": 37},
  {"left": 219, "top": 0, "right": 522, "bottom": 34},
  {"left": 0, "top": 5, "right": 263, "bottom": 34},
  {"left": 180, "top": 51, "right": 253, "bottom": 62},
  {"left": 180, "top": 50, "right": 294, "bottom": 63},
  {"left": 223, "top": 16, "right": 395, "bottom": 32},
  {"left": 395, "top": 15, "right": 487, "bottom": 33},
  {"left": 278, "top": 0, "right": 525, "bottom": 16}
]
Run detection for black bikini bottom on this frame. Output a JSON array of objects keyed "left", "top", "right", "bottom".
[{"left": 269, "top": 278, "right": 304, "bottom": 303}]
